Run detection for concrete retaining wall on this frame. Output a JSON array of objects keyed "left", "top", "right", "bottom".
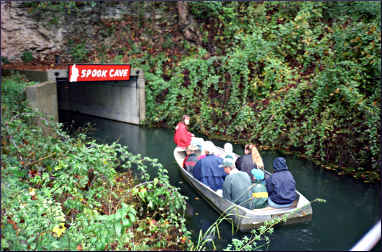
[{"left": 25, "top": 81, "right": 58, "bottom": 121}]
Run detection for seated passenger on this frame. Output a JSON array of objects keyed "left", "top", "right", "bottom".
[
  {"left": 224, "top": 142, "right": 233, "bottom": 154},
  {"left": 250, "top": 144, "right": 264, "bottom": 170},
  {"left": 266, "top": 157, "right": 298, "bottom": 208},
  {"left": 221, "top": 156, "right": 252, "bottom": 209},
  {"left": 192, "top": 141, "right": 226, "bottom": 191},
  {"left": 235, "top": 144, "right": 264, "bottom": 181},
  {"left": 218, "top": 142, "right": 236, "bottom": 161},
  {"left": 235, "top": 144, "right": 256, "bottom": 181},
  {"left": 174, "top": 115, "right": 194, "bottom": 149},
  {"left": 249, "top": 169, "right": 268, "bottom": 209},
  {"left": 197, "top": 140, "right": 211, "bottom": 160},
  {"left": 183, "top": 145, "right": 199, "bottom": 173}
]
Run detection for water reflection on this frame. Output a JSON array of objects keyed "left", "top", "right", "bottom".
[{"left": 60, "top": 111, "right": 381, "bottom": 251}]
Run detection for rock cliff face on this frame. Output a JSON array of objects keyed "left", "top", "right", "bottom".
[
  {"left": 1, "top": 2, "right": 131, "bottom": 62},
  {"left": 1, "top": 2, "right": 63, "bottom": 61}
]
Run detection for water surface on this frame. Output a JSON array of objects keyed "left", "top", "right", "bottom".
[{"left": 61, "top": 111, "right": 381, "bottom": 251}]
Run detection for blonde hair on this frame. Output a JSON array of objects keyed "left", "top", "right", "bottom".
[{"left": 247, "top": 144, "right": 264, "bottom": 170}]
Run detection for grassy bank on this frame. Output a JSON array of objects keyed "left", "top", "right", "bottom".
[{"left": 1, "top": 74, "right": 193, "bottom": 250}]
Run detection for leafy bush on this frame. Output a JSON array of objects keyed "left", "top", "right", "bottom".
[
  {"left": 70, "top": 42, "right": 88, "bottom": 63},
  {"left": 1, "top": 75, "right": 193, "bottom": 250},
  {"left": 139, "top": 2, "right": 380, "bottom": 182},
  {"left": 21, "top": 51, "right": 34, "bottom": 63}
]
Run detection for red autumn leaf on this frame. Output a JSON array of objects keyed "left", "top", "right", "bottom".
[{"left": 7, "top": 217, "right": 18, "bottom": 231}]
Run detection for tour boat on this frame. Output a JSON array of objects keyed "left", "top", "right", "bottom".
[{"left": 174, "top": 144, "right": 313, "bottom": 232}]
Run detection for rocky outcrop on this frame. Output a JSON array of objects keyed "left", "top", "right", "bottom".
[
  {"left": 1, "top": 2, "right": 64, "bottom": 61},
  {"left": 1, "top": 2, "right": 132, "bottom": 62}
]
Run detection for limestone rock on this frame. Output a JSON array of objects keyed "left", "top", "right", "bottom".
[{"left": 1, "top": 3, "right": 64, "bottom": 61}]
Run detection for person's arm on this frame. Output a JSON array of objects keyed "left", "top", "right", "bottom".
[
  {"left": 192, "top": 160, "right": 202, "bottom": 181},
  {"left": 222, "top": 177, "right": 232, "bottom": 201},
  {"left": 265, "top": 176, "right": 274, "bottom": 194}
]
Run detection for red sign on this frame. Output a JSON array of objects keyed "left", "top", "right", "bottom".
[{"left": 68, "top": 64, "right": 131, "bottom": 82}]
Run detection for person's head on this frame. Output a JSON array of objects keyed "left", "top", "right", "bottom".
[
  {"left": 203, "top": 141, "right": 216, "bottom": 155},
  {"left": 224, "top": 143, "right": 233, "bottom": 154},
  {"left": 251, "top": 168, "right": 265, "bottom": 182},
  {"left": 221, "top": 155, "right": 235, "bottom": 174},
  {"left": 186, "top": 145, "right": 198, "bottom": 155},
  {"left": 244, "top": 144, "right": 252, "bottom": 155},
  {"left": 182, "top": 115, "right": 190, "bottom": 125},
  {"left": 273, "top": 157, "right": 288, "bottom": 172}
]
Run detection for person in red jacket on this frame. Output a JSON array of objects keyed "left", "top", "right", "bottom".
[{"left": 174, "top": 115, "right": 194, "bottom": 148}]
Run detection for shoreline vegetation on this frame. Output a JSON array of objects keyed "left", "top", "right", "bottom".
[
  {"left": 1, "top": 75, "right": 193, "bottom": 250},
  {"left": 138, "top": 2, "right": 381, "bottom": 184}
]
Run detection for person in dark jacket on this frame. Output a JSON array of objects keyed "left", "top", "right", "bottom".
[
  {"left": 235, "top": 144, "right": 257, "bottom": 181},
  {"left": 265, "top": 157, "right": 298, "bottom": 208},
  {"left": 192, "top": 141, "right": 226, "bottom": 191},
  {"left": 183, "top": 145, "right": 199, "bottom": 173}
]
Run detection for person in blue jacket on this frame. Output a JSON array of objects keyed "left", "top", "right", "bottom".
[
  {"left": 192, "top": 141, "right": 226, "bottom": 191},
  {"left": 265, "top": 157, "right": 298, "bottom": 208}
]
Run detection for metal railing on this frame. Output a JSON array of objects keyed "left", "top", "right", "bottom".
[{"left": 350, "top": 219, "right": 381, "bottom": 251}]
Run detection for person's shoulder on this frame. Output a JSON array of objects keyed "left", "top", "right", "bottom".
[
  {"left": 225, "top": 173, "right": 234, "bottom": 181},
  {"left": 238, "top": 170, "right": 249, "bottom": 177},
  {"left": 208, "top": 154, "right": 222, "bottom": 161},
  {"left": 175, "top": 122, "right": 182, "bottom": 130}
]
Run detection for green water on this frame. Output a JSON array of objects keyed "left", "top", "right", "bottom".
[{"left": 60, "top": 111, "right": 381, "bottom": 251}]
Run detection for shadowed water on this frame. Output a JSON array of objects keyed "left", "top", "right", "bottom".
[{"left": 60, "top": 111, "right": 381, "bottom": 251}]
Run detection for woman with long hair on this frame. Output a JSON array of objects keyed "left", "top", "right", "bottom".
[
  {"left": 249, "top": 144, "right": 264, "bottom": 170},
  {"left": 235, "top": 143, "right": 264, "bottom": 181}
]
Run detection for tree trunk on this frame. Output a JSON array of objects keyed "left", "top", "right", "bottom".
[{"left": 177, "top": 1, "right": 202, "bottom": 45}]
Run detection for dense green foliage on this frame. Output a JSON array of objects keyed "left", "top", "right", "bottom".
[
  {"left": 131, "top": 2, "right": 380, "bottom": 183},
  {"left": 1, "top": 75, "right": 193, "bottom": 250}
]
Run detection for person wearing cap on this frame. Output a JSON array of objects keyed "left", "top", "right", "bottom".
[
  {"left": 192, "top": 141, "right": 226, "bottom": 191},
  {"left": 249, "top": 169, "right": 268, "bottom": 209},
  {"left": 221, "top": 155, "right": 252, "bottom": 209},
  {"left": 183, "top": 144, "right": 199, "bottom": 173},
  {"left": 265, "top": 157, "right": 298, "bottom": 208},
  {"left": 174, "top": 115, "right": 194, "bottom": 149}
]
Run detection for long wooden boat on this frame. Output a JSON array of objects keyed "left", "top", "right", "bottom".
[{"left": 174, "top": 145, "right": 312, "bottom": 232}]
